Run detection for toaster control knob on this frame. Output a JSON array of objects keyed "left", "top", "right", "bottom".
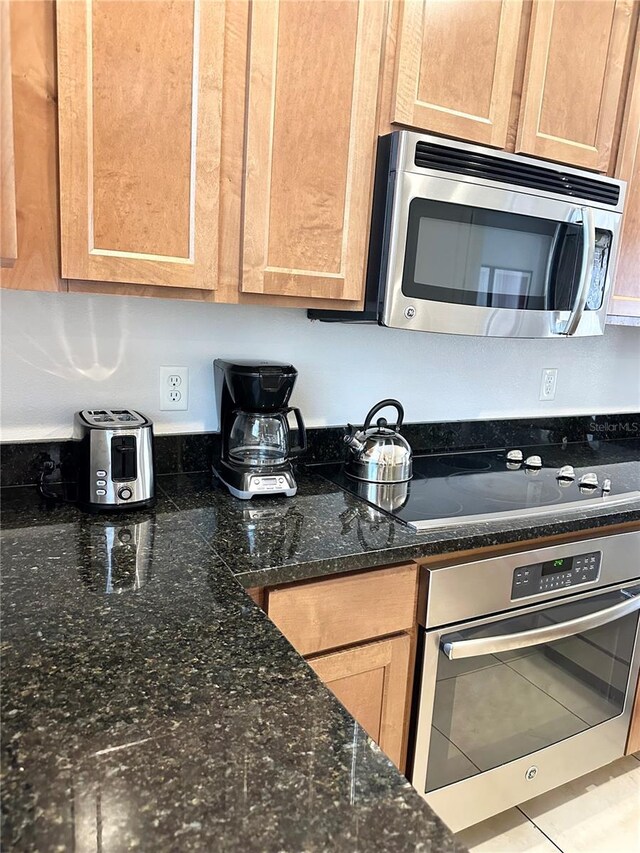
[
  {"left": 556, "top": 465, "right": 575, "bottom": 483},
  {"left": 118, "top": 486, "right": 133, "bottom": 501},
  {"left": 579, "top": 473, "right": 598, "bottom": 492},
  {"left": 524, "top": 455, "right": 542, "bottom": 469},
  {"left": 602, "top": 478, "right": 612, "bottom": 494}
]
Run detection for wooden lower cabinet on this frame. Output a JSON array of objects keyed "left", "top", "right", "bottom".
[
  {"left": 307, "top": 633, "right": 413, "bottom": 770},
  {"left": 256, "top": 562, "right": 419, "bottom": 771},
  {"left": 265, "top": 562, "right": 417, "bottom": 657},
  {"left": 626, "top": 673, "right": 640, "bottom": 754}
]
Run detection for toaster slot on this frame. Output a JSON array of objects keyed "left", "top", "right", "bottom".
[{"left": 111, "top": 436, "right": 137, "bottom": 481}]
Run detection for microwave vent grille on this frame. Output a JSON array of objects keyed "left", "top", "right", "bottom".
[{"left": 414, "top": 142, "right": 620, "bottom": 207}]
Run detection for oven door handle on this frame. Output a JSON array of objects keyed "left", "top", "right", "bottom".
[
  {"left": 442, "top": 591, "right": 640, "bottom": 660},
  {"left": 561, "top": 206, "right": 595, "bottom": 336}
]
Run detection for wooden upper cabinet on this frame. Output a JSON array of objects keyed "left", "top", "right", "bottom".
[
  {"left": 517, "top": 0, "right": 636, "bottom": 172},
  {"left": 240, "top": 0, "right": 385, "bottom": 301},
  {"left": 1, "top": 0, "right": 62, "bottom": 292},
  {"left": 392, "top": 0, "right": 523, "bottom": 147},
  {"left": 1, "top": 0, "right": 17, "bottom": 266},
  {"left": 56, "top": 0, "right": 224, "bottom": 288},
  {"left": 610, "top": 33, "right": 640, "bottom": 320}
]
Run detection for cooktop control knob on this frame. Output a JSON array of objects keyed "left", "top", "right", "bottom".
[
  {"left": 118, "top": 486, "right": 133, "bottom": 501},
  {"left": 506, "top": 449, "right": 523, "bottom": 470},
  {"left": 602, "top": 478, "right": 612, "bottom": 494},
  {"left": 524, "top": 455, "right": 542, "bottom": 469},
  {"left": 579, "top": 473, "right": 599, "bottom": 492},
  {"left": 556, "top": 465, "right": 575, "bottom": 484}
]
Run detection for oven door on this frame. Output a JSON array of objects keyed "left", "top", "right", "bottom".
[
  {"left": 411, "top": 582, "right": 640, "bottom": 832},
  {"left": 383, "top": 170, "right": 622, "bottom": 338}
]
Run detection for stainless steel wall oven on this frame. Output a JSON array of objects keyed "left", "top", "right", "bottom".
[
  {"left": 410, "top": 530, "right": 640, "bottom": 831},
  {"left": 310, "top": 132, "right": 626, "bottom": 338}
]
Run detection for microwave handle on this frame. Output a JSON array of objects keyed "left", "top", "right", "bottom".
[
  {"left": 442, "top": 590, "right": 640, "bottom": 660},
  {"left": 561, "top": 206, "right": 596, "bottom": 336}
]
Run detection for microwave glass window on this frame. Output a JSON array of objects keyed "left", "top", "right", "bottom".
[
  {"left": 424, "top": 586, "right": 639, "bottom": 794},
  {"left": 401, "top": 200, "right": 612, "bottom": 312}
]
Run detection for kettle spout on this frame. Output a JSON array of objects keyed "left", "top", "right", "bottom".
[{"left": 344, "top": 427, "right": 365, "bottom": 453}]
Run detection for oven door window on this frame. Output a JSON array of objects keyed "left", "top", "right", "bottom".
[
  {"left": 402, "top": 199, "right": 611, "bottom": 312},
  {"left": 425, "top": 586, "right": 640, "bottom": 793}
]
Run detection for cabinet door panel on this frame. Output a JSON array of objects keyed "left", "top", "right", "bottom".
[
  {"left": 241, "top": 0, "right": 385, "bottom": 300},
  {"left": 57, "top": 0, "right": 224, "bottom": 288},
  {"left": 308, "top": 634, "right": 413, "bottom": 769},
  {"left": 1, "top": 0, "right": 17, "bottom": 265},
  {"left": 611, "top": 37, "right": 640, "bottom": 320},
  {"left": 393, "top": 0, "right": 523, "bottom": 147},
  {"left": 517, "top": 0, "right": 635, "bottom": 171},
  {"left": 626, "top": 674, "right": 640, "bottom": 753},
  {"left": 0, "top": 0, "right": 61, "bottom": 292}
]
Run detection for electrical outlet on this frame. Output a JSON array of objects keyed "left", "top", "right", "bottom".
[
  {"left": 160, "top": 366, "right": 189, "bottom": 410},
  {"left": 539, "top": 368, "right": 558, "bottom": 401}
]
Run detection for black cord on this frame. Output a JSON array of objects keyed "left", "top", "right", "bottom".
[{"left": 38, "top": 461, "right": 77, "bottom": 505}]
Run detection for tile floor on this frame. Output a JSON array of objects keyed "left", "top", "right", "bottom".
[{"left": 456, "top": 754, "right": 640, "bottom": 853}]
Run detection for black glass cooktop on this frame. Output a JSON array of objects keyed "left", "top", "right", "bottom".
[{"left": 315, "top": 440, "right": 640, "bottom": 531}]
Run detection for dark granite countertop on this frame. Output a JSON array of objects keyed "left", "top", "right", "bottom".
[
  {"left": 1, "top": 487, "right": 465, "bottom": 852},
  {"left": 3, "top": 438, "right": 639, "bottom": 850}
]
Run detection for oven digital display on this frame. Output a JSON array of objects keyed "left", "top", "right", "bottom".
[{"left": 541, "top": 557, "right": 572, "bottom": 576}]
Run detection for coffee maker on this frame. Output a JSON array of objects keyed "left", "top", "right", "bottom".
[{"left": 213, "top": 360, "right": 306, "bottom": 499}]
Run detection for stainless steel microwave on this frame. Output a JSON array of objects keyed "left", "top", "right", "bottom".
[{"left": 309, "top": 131, "right": 626, "bottom": 338}]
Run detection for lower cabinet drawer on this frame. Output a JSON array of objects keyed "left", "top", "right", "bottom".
[
  {"left": 307, "top": 633, "right": 413, "bottom": 770},
  {"left": 266, "top": 562, "right": 418, "bottom": 656}
]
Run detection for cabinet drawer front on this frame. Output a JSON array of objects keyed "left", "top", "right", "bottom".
[{"left": 266, "top": 563, "right": 418, "bottom": 656}]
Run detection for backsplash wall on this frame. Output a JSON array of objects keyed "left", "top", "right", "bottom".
[{"left": 1, "top": 289, "right": 639, "bottom": 442}]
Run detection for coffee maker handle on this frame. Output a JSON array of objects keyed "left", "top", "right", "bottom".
[{"left": 289, "top": 407, "right": 307, "bottom": 455}]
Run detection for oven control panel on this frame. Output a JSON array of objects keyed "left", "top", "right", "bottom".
[{"left": 511, "top": 551, "right": 602, "bottom": 599}]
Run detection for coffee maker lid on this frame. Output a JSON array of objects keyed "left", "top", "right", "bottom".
[{"left": 221, "top": 360, "right": 297, "bottom": 377}]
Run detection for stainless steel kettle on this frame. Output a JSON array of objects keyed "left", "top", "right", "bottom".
[{"left": 344, "top": 399, "right": 413, "bottom": 483}]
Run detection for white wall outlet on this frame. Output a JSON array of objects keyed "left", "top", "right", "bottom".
[
  {"left": 160, "top": 366, "right": 189, "bottom": 411},
  {"left": 539, "top": 368, "right": 558, "bottom": 401}
]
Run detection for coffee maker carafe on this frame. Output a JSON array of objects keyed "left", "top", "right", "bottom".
[{"left": 213, "top": 360, "right": 306, "bottom": 499}]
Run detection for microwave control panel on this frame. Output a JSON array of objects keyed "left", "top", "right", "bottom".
[{"left": 511, "top": 551, "right": 602, "bottom": 599}]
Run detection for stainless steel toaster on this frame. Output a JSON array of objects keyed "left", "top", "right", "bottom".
[{"left": 75, "top": 410, "right": 155, "bottom": 510}]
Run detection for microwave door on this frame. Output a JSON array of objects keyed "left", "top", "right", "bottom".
[{"left": 381, "top": 169, "right": 620, "bottom": 338}]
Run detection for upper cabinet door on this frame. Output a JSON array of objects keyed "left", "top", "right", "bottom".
[
  {"left": 241, "top": 0, "right": 385, "bottom": 301},
  {"left": 610, "top": 36, "right": 640, "bottom": 320},
  {"left": 1, "top": 0, "right": 18, "bottom": 265},
  {"left": 56, "top": 0, "right": 224, "bottom": 288},
  {"left": 517, "top": 0, "right": 635, "bottom": 171},
  {"left": 392, "top": 0, "right": 523, "bottom": 147}
]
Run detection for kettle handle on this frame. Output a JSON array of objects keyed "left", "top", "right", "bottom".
[{"left": 363, "top": 399, "right": 404, "bottom": 431}]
